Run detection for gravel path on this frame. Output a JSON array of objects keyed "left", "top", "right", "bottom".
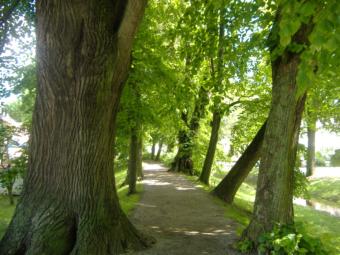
[{"left": 129, "top": 162, "right": 241, "bottom": 255}]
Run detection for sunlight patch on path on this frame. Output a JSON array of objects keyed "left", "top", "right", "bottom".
[{"left": 131, "top": 162, "right": 241, "bottom": 255}]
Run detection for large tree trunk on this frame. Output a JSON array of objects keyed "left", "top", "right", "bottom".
[
  {"left": 243, "top": 13, "right": 312, "bottom": 243},
  {"left": 306, "top": 121, "right": 316, "bottom": 177},
  {"left": 0, "top": 1, "right": 149, "bottom": 254},
  {"left": 155, "top": 140, "right": 163, "bottom": 161},
  {"left": 171, "top": 86, "right": 208, "bottom": 175},
  {"left": 212, "top": 121, "right": 266, "bottom": 203},
  {"left": 199, "top": 111, "right": 222, "bottom": 185}
]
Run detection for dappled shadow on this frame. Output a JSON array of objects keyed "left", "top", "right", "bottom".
[{"left": 130, "top": 163, "right": 241, "bottom": 255}]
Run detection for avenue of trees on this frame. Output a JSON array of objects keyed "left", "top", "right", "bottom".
[{"left": 0, "top": 0, "right": 339, "bottom": 254}]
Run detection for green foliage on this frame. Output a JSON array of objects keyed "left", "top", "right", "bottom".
[
  {"left": 307, "top": 178, "right": 340, "bottom": 208},
  {"left": 236, "top": 224, "right": 328, "bottom": 255},
  {"left": 294, "top": 168, "right": 309, "bottom": 199},
  {"left": 257, "top": 223, "right": 328, "bottom": 255},
  {"left": 330, "top": 149, "right": 340, "bottom": 167},
  {"left": 235, "top": 238, "right": 253, "bottom": 253},
  {"left": 315, "top": 152, "right": 326, "bottom": 167},
  {"left": 0, "top": 195, "right": 17, "bottom": 238},
  {"left": 0, "top": 167, "right": 18, "bottom": 191}
]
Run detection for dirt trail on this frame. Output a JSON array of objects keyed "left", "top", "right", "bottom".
[{"left": 129, "top": 162, "right": 241, "bottom": 255}]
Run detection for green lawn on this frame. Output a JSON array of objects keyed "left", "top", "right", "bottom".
[
  {"left": 308, "top": 177, "right": 340, "bottom": 207},
  {"left": 187, "top": 171, "right": 340, "bottom": 254},
  {"left": 205, "top": 174, "right": 340, "bottom": 254},
  {"left": 0, "top": 195, "right": 17, "bottom": 239},
  {"left": 0, "top": 169, "right": 142, "bottom": 239}
]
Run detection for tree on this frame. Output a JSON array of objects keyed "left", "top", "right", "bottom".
[
  {"left": 306, "top": 117, "right": 316, "bottom": 176},
  {"left": 155, "top": 139, "right": 163, "bottom": 161},
  {"left": 330, "top": 149, "right": 340, "bottom": 167},
  {"left": 126, "top": 81, "right": 143, "bottom": 195},
  {"left": 0, "top": 153, "right": 27, "bottom": 205},
  {"left": 243, "top": 0, "right": 340, "bottom": 246},
  {"left": 212, "top": 121, "right": 266, "bottom": 203},
  {"left": 171, "top": 86, "right": 209, "bottom": 175},
  {"left": 0, "top": 1, "right": 151, "bottom": 254}
]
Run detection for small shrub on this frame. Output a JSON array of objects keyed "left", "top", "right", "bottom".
[
  {"left": 236, "top": 224, "right": 328, "bottom": 255},
  {"left": 257, "top": 224, "right": 328, "bottom": 255}
]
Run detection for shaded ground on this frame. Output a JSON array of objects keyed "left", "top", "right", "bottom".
[{"left": 130, "top": 162, "right": 241, "bottom": 255}]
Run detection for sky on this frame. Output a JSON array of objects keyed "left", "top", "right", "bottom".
[{"left": 300, "top": 129, "right": 340, "bottom": 153}]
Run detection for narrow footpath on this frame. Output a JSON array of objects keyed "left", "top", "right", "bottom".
[{"left": 130, "top": 162, "right": 241, "bottom": 255}]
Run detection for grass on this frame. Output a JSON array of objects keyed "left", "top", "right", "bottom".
[
  {"left": 186, "top": 170, "right": 340, "bottom": 254},
  {"left": 115, "top": 169, "right": 143, "bottom": 215},
  {"left": 0, "top": 169, "right": 143, "bottom": 239},
  {"left": 0, "top": 195, "right": 17, "bottom": 239},
  {"left": 308, "top": 177, "right": 340, "bottom": 207}
]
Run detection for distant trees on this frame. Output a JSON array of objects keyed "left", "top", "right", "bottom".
[{"left": 330, "top": 150, "right": 340, "bottom": 167}]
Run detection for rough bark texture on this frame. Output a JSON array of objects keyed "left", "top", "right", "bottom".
[
  {"left": 306, "top": 123, "right": 316, "bottom": 177},
  {"left": 0, "top": 1, "right": 150, "bottom": 254},
  {"left": 155, "top": 140, "right": 163, "bottom": 161},
  {"left": 212, "top": 121, "right": 266, "bottom": 203},
  {"left": 171, "top": 86, "right": 208, "bottom": 175},
  {"left": 243, "top": 13, "right": 312, "bottom": 243},
  {"left": 199, "top": 111, "right": 222, "bottom": 185}
]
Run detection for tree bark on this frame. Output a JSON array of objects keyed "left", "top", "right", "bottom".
[
  {"left": 151, "top": 139, "right": 156, "bottom": 160},
  {"left": 128, "top": 126, "right": 138, "bottom": 195},
  {"left": 171, "top": 86, "right": 208, "bottom": 175},
  {"left": 155, "top": 140, "right": 163, "bottom": 161},
  {"left": 137, "top": 134, "right": 143, "bottom": 180},
  {"left": 0, "top": 1, "right": 150, "bottom": 254},
  {"left": 243, "top": 12, "right": 312, "bottom": 243},
  {"left": 7, "top": 185, "right": 14, "bottom": 205},
  {"left": 306, "top": 121, "right": 316, "bottom": 177},
  {"left": 212, "top": 121, "right": 266, "bottom": 203},
  {"left": 199, "top": 111, "right": 222, "bottom": 185}
]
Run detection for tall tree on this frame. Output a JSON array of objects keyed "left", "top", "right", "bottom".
[
  {"left": 306, "top": 116, "right": 316, "bottom": 177},
  {"left": 171, "top": 86, "right": 209, "bottom": 175},
  {"left": 155, "top": 139, "right": 163, "bottom": 161},
  {"left": 0, "top": 1, "right": 150, "bottom": 254},
  {"left": 243, "top": 0, "right": 340, "bottom": 245}
]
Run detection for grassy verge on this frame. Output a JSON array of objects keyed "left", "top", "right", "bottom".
[
  {"left": 308, "top": 177, "right": 340, "bottom": 207},
  {"left": 0, "top": 169, "right": 143, "bottom": 239},
  {"left": 186, "top": 172, "right": 340, "bottom": 254},
  {"left": 115, "top": 169, "right": 143, "bottom": 215},
  {"left": 0, "top": 195, "right": 17, "bottom": 239}
]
